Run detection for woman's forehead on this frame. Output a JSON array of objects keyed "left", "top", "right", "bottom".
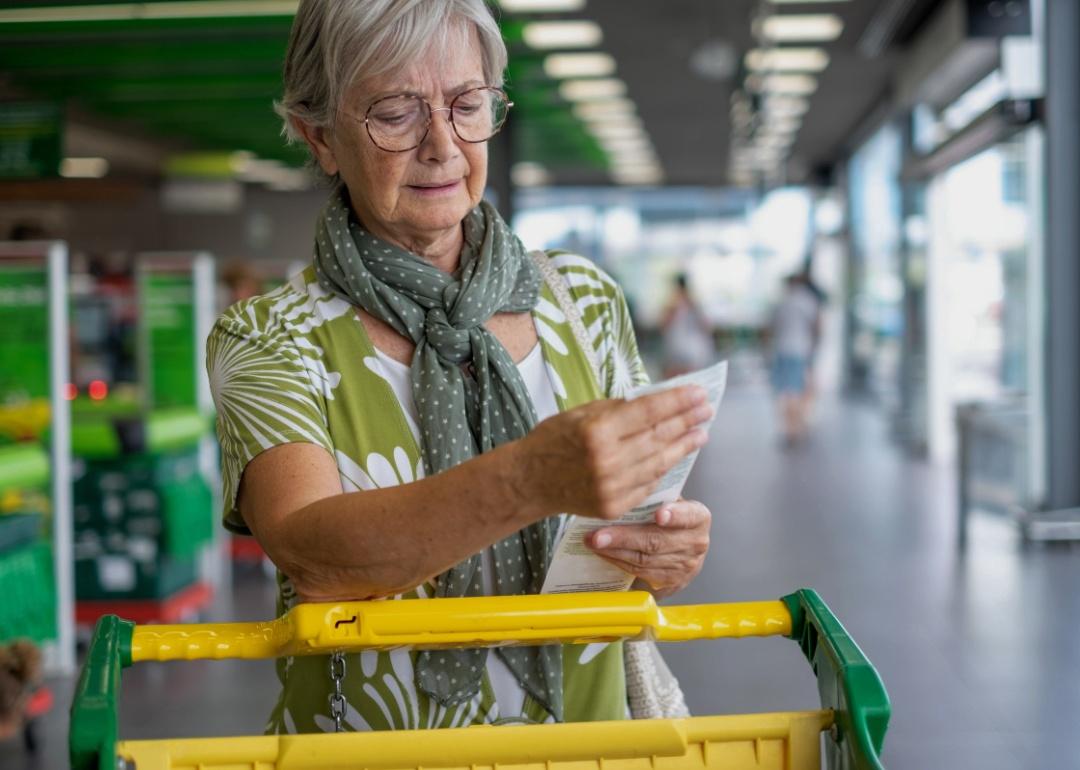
[{"left": 355, "top": 34, "right": 485, "bottom": 101}]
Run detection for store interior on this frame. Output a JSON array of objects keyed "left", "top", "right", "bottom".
[{"left": 1, "top": 1, "right": 1079, "bottom": 768}]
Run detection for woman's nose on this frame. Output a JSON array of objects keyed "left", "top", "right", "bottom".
[{"left": 421, "top": 107, "right": 459, "bottom": 158}]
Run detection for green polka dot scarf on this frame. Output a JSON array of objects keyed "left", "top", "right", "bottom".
[{"left": 313, "top": 187, "right": 564, "bottom": 721}]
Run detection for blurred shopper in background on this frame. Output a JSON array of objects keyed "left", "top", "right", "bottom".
[
  {"left": 220, "top": 261, "right": 262, "bottom": 307},
  {"left": 207, "top": 0, "right": 713, "bottom": 736},
  {"left": 769, "top": 272, "right": 823, "bottom": 445},
  {"left": 660, "top": 272, "right": 715, "bottom": 378}
]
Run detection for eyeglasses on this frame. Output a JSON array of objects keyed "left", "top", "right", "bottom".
[{"left": 356, "top": 86, "right": 513, "bottom": 153}]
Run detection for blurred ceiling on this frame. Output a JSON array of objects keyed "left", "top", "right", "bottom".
[{"left": 0, "top": 0, "right": 942, "bottom": 187}]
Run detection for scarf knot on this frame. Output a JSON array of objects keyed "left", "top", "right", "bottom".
[{"left": 423, "top": 307, "right": 472, "bottom": 363}]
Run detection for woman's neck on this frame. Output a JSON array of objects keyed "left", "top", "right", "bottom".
[{"left": 372, "top": 223, "right": 465, "bottom": 274}]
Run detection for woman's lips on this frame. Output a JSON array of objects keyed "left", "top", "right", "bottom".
[{"left": 407, "top": 180, "right": 462, "bottom": 196}]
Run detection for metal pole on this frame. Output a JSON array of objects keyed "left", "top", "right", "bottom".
[{"left": 1043, "top": 0, "right": 1080, "bottom": 509}]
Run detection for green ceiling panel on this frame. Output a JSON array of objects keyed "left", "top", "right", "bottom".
[
  {"left": 0, "top": 39, "right": 286, "bottom": 75},
  {"left": 0, "top": 3, "right": 603, "bottom": 173}
]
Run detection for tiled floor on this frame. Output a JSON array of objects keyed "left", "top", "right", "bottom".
[{"left": 4, "top": 384, "right": 1079, "bottom": 769}]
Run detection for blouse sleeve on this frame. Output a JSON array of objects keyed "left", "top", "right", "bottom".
[
  {"left": 604, "top": 283, "right": 650, "bottom": 397},
  {"left": 206, "top": 305, "right": 335, "bottom": 534}
]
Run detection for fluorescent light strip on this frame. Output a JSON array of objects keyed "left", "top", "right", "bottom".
[
  {"left": 755, "top": 74, "right": 818, "bottom": 95},
  {"left": 573, "top": 99, "right": 637, "bottom": 121},
  {"left": 611, "top": 168, "right": 663, "bottom": 186},
  {"left": 758, "top": 14, "right": 844, "bottom": 42},
  {"left": 60, "top": 157, "right": 109, "bottom": 178},
  {"left": 559, "top": 78, "right": 626, "bottom": 101},
  {"left": 544, "top": 52, "right": 616, "bottom": 79},
  {"left": 598, "top": 136, "right": 653, "bottom": 152},
  {"left": 586, "top": 117, "right": 643, "bottom": 134},
  {"left": 745, "top": 47, "right": 829, "bottom": 72},
  {"left": 0, "top": 1, "right": 298, "bottom": 22},
  {"left": 762, "top": 95, "right": 810, "bottom": 117},
  {"left": 511, "top": 162, "right": 552, "bottom": 187},
  {"left": 501, "top": 0, "right": 585, "bottom": 11},
  {"left": 523, "top": 21, "right": 603, "bottom": 49}
]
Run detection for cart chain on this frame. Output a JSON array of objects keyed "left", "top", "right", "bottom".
[{"left": 329, "top": 652, "right": 347, "bottom": 733}]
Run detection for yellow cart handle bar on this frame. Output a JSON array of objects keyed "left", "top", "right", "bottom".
[{"left": 130, "top": 591, "right": 791, "bottom": 662}]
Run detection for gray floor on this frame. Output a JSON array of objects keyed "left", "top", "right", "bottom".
[{"left": 4, "top": 382, "right": 1079, "bottom": 769}]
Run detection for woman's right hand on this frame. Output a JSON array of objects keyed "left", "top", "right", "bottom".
[{"left": 514, "top": 385, "right": 712, "bottom": 521}]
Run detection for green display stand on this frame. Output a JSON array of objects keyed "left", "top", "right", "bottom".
[
  {"left": 69, "top": 251, "right": 220, "bottom": 610},
  {"left": 0, "top": 442, "right": 48, "bottom": 491},
  {"left": 0, "top": 241, "right": 73, "bottom": 671},
  {"left": 0, "top": 529, "right": 57, "bottom": 644}
]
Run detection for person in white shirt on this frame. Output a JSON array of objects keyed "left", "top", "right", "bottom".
[
  {"left": 769, "top": 273, "right": 822, "bottom": 444},
  {"left": 660, "top": 273, "right": 716, "bottom": 378}
]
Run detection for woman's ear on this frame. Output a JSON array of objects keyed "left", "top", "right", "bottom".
[{"left": 291, "top": 116, "right": 340, "bottom": 177}]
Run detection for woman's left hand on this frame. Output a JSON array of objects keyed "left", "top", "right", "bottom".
[{"left": 586, "top": 498, "right": 711, "bottom": 599}]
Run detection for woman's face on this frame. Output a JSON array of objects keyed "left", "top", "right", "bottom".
[{"left": 314, "top": 33, "right": 489, "bottom": 252}]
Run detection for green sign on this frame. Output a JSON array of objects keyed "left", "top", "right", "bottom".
[
  {"left": 0, "top": 267, "right": 50, "bottom": 400},
  {"left": 141, "top": 273, "right": 196, "bottom": 409},
  {"left": 0, "top": 102, "right": 62, "bottom": 180}
]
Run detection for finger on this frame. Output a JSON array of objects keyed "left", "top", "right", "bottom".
[
  {"left": 590, "top": 523, "right": 678, "bottom": 556},
  {"left": 655, "top": 500, "right": 711, "bottom": 529},
  {"left": 610, "top": 386, "right": 708, "bottom": 440},
  {"left": 618, "top": 403, "right": 714, "bottom": 467},
  {"left": 591, "top": 429, "right": 708, "bottom": 514},
  {"left": 593, "top": 553, "right": 682, "bottom": 590}
]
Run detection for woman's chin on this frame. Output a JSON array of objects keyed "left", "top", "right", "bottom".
[{"left": 399, "top": 197, "right": 475, "bottom": 232}]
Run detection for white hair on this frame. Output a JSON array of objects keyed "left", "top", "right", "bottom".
[{"left": 275, "top": 0, "right": 507, "bottom": 148}]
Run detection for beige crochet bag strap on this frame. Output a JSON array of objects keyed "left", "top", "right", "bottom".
[
  {"left": 530, "top": 249, "right": 691, "bottom": 720},
  {"left": 530, "top": 250, "right": 602, "bottom": 386}
]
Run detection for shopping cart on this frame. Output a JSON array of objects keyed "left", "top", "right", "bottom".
[{"left": 70, "top": 589, "right": 889, "bottom": 770}]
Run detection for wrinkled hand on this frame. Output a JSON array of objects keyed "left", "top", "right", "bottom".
[
  {"left": 587, "top": 498, "right": 711, "bottom": 599},
  {"left": 518, "top": 386, "right": 711, "bottom": 521}
]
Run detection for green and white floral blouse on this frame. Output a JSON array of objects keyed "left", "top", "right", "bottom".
[{"left": 207, "top": 251, "right": 649, "bottom": 732}]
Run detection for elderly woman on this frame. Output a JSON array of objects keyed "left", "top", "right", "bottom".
[{"left": 207, "top": 0, "right": 713, "bottom": 733}]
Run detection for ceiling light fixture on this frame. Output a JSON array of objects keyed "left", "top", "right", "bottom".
[
  {"left": 589, "top": 124, "right": 646, "bottom": 141},
  {"left": 523, "top": 21, "right": 603, "bottom": 49},
  {"left": 597, "top": 135, "right": 654, "bottom": 152},
  {"left": 0, "top": 1, "right": 297, "bottom": 22},
  {"left": 543, "top": 52, "right": 617, "bottom": 79},
  {"left": 500, "top": 0, "right": 585, "bottom": 11},
  {"left": 758, "top": 14, "right": 844, "bottom": 43},
  {"left": 756, "top": 73, "right": 818, "bottom": 95},
  {"left": 611, "top": 167, "right": 664, "bottom": 186},
  {"left": 745, "top": 47, "right": 830, "bottom": 72},
  {"left": 572, "top": 98, "right": 637, "bottom": 121},
  {"left": 559, "top": 78, "right": 626, "bottom": 101},
  {"left": 759, "top": 119, "right": 802, "bottom": 137},
  {"left": 762, "top": 95, "right": 810, "bottom": 117},
  {"left": 511, "top": 162, "right": 552, "bottom": 187},
  {"left": 60, "top": 157, "right": 110, "bottom": 178}
]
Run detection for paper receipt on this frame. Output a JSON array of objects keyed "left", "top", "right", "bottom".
[{"left": 540, "top": 360, "right": 728, "bottom": 594}]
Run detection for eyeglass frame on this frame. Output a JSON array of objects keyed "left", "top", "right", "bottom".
[{"left": 353, "top": 86, "right": 514, "bottom": 153}]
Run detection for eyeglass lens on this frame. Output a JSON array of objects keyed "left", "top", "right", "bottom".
[{"left": 365, "top": 88, "right": 508, "bottom": 151}]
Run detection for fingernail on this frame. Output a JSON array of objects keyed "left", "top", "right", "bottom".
[
  {"left": 657, "top": 508, "right": 672, "bottom": 526},
  {"left": 593, "top": 532, "right": 612, "bottom": 548}
]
